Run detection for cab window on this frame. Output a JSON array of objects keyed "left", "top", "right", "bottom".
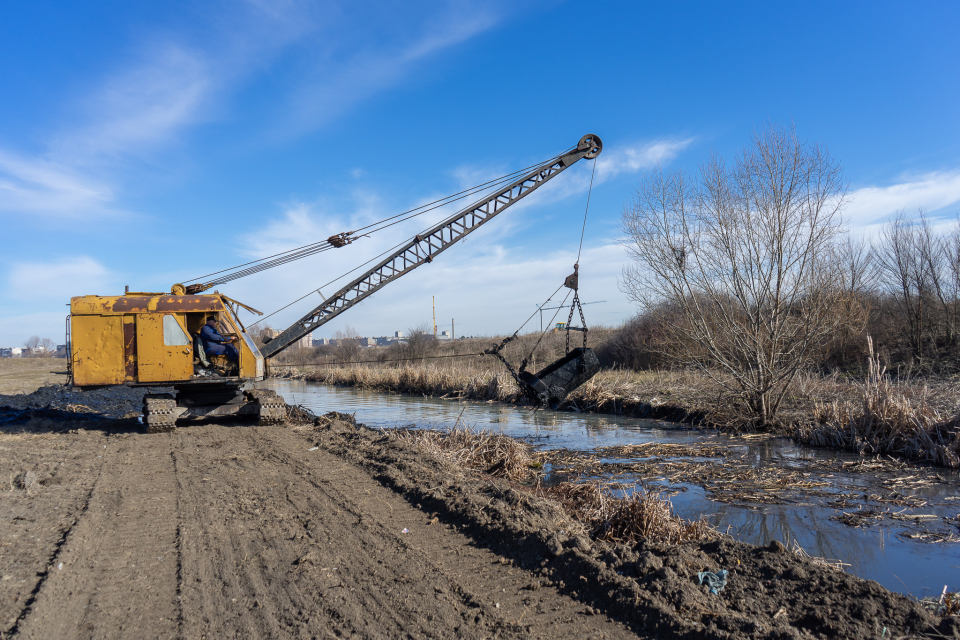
[{"left": 163, "top": 315, "right": 191, "bottom": 346}]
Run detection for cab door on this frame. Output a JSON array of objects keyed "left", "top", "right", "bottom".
[{"left": 136, "top": 313, "right": 194, "bottom": 382}]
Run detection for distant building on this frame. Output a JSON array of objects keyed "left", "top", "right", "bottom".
[
  {"left": 0, "top": 347, "right": 18, "bottom": 358},
  {"left": 394, "top": 331, "right": 403, "bottom": 338},
  {"left": 439, "top": 330, "right": 451, "bottom": 339},
  {"left": 312, "top": 338, "right": 331, "bottom": 347},
  {"left": 295, "top": 332, "right": 313, "bottom": 349}
]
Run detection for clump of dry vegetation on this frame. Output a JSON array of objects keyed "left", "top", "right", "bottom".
[
  {"left": 917, "top": 586, "right": 960, "bottom": 618},
  {"left": 389, "top": 422, "right": 717, "bottom": 545},
  {"left": 790, "top": 540, "right": 849, "bottom": 573},
  {"left": 389, "top": 422, "right": 538, "bottom": 483},
  {"left": 798, "top": 353, "right": 960, "bottom": 467},
  {"left": 543, "top": 482, "right": 717, "bottom": 545}
]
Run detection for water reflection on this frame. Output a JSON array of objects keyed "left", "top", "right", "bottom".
[{"left": 261, "top": 379, "right": 960, "bottom": 598}]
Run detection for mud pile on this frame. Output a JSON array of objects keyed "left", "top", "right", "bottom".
[
  {"left": 0, "top": 384, "right": 147, "bottom": 418},
  {"left": 307, "top": 413, "right": 957, "bottom": 640}
]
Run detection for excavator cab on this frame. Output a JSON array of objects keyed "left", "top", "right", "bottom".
[{"left": 68, "top": 291, "right": 283, "bottom": 431}]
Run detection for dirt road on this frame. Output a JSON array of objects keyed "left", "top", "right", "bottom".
[{"left": 1, "top": 421, "right": 637, "bottom": 639}]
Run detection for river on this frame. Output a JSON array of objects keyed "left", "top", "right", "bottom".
[{"left": 260, "top": 378, "right": 960, "bottom": 599}]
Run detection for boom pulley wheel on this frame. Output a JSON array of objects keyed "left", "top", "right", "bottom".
[{"left": 578, "top": 134, "right": 603, "bottom": 159}]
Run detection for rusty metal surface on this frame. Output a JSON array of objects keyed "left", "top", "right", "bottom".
[
  {"left": 327, "top": 232, "right": 354, "bottom": 248},
  {"left": 122, "top": 316, "right": 137, "bottom": 380},
  {"left": 135, "top": 313, "right": 194, "bottom": 383},
  {"left": 262, "top": 133, "right": 604, "bottom": 358},
  {"left": 70, "top": 315, "right": 125, "bottom": 386},
  {"left": 71, "top": 295, "right": 226, "bottom": 315}
]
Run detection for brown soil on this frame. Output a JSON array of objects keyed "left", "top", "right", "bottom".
[{"left": 0, "top": 390, "right": 956, "bottom": 639}]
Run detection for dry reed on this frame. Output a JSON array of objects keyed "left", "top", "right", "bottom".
[
  {"left": 543, "top": 481, "right": 717, "bottom": 545},
  {"left": 389, "top": 421, "right": 716, "bottom": 545},
  {"left": 917, "top": 585, "right": 960, "bottom": 618},
  {"left": 797, "top": 353, "right": 960, "bottom": 468},
  {"left": 791, "top": 540, "right": 849, "bottom": 572},
  {"left": 389, "top": 422, "right": 538, "bottom": 483}
]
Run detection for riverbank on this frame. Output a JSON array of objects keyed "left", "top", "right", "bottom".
[
  {"left": 2, "top": 385, "right": 955, "bottom": 638},
  {"left": 276, "top": 360, "right": 960, "bottom": 467}
]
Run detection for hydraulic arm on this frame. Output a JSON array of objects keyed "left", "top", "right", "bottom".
[{"left": 261, "top": 134, "right": 602, "bottom": 358}]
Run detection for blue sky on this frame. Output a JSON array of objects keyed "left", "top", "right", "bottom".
[{"left": 1, "top": 0, "right": 959, "bottom": 346}]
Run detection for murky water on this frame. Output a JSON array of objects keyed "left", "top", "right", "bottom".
[{"left": 261, "top": 379, "right": 960, "bottom": 598}]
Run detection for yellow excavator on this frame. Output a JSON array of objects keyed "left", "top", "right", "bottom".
[{"left": 67, "top": 134, "right": 603, "bottom": 431}]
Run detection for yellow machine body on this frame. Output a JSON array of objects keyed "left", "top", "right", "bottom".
[{"left": 68, "top": 293, "right": 264, "bottom": 388}]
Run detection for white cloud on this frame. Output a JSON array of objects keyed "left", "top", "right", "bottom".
[
  {"left": 0, "top": 151, "right": 117, "bottom": 217},
  {"left": 278, "top": 5, "right": 503, "bottom": 136},
  {"left": 595, "top": 137, "right": 696, "bottom": 183},
  {"left": 55, "top": 45, "right": 213, "bottom": 160},
  {"left": 470, "top": 137, "right": 697, "bottom": 216},
  {"left": 5, "top": 256, "right": 116, "bottom": 301},
  {"left": 0, "top": 2, "right": 509, "bottom": 220},
  {"left": 845, "top": 170, "right": 960, "bottom": 229}
]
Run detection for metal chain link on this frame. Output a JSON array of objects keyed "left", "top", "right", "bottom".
[{"left": 565, "top": 292, "right": 589, "bottom": 353}]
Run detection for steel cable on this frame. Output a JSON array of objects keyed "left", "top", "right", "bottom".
[{"left": 183, "top": 150, "right": 572, "bottom": 288}]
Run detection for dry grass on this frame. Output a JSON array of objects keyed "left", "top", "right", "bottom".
[
  {"left": 388, "top": 420, "right": 716, "bottom": 545},
  {"left": 389, "top": 421, "right": 539, "bottom": 483},
  {"left": 0, "top": 358, "right": 69, "bottom": 395},
  {"left": 791, "top": 540, "right": 849, "bottom": 573},
  {"left": 917, "top": 586, "right": 960, "bottom": 618},
  {"left": 797, "top": 355, "right": 960, "bottom": 467},
  {"left": 543, "top": 481, "right": 717, "bottom": 545}
]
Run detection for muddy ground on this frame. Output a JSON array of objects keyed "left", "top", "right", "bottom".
[{"left": 0, "top": 386, "right": 957, "bottom": 639}]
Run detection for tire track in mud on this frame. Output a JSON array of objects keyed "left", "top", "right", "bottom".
[
  {"left": 4, "top": 460, "right": 99, "bottom": 638},
  {"left": 0, "top": 433, "right": 108, "bottom": 639},
  {"left": 14, "top": 434, "right": 180, "bottom": 640},
  {"left": 172, "top": 425, "right": 638, "bottom": 640}
]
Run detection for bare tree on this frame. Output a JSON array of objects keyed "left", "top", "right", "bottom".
[
  {"left": 333, "top": 326, "right": 361, "bottom": 364},
  {"left": 247, "top": 322, "right": 277, "bottom": 348},
  {"left": 40, "top": 338, "right": 56, "bottom": 356},
  {"left": 619, "top": 125, "right": 859, "bottom": 425},
  {"left": 876, "top": 211, "right": 933, "bottom": 353},
  {"left": 917, "top": 212, "right": 959, "bottom": 345},
  {"left": 402, "top": 323, "right": 436, "bottom": 361}
]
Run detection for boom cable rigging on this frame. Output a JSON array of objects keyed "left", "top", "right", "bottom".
[
  {"left": 181, "top": 149, "right": 573, "bottom": 291},
  {"left": 481, "top": 156, "right": 599, "bottom": 391}
]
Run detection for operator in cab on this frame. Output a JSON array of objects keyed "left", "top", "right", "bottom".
[{"left": 200, "top": 316, "right": 239, "bottom": 363}]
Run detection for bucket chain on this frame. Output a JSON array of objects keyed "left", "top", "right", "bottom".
[{"left": 565, "top": 292, "right": 589, "bottom": 353}]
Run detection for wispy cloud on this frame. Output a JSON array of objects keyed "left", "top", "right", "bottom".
[
  {"left": 5, "top": 256, "right": 116, "bottom": 301},
  {"left": 54, "top": 44, "right": 213, "bottom": 160},
  {"left": 0, "top": 2, "right": 509, "bottom": 221},
  {"left": 278, "top": 4, "right": 504, "bottom": 137},
  {"left": 490, "top": 137, "right": 697, "bottom": 213},
  {"left": 0, "top": 151, "right": 116, "bottom": 217},
  {"left": 595, "top": 137, "right": 696, "bottom": 182},
  {"left": 845, "top": 170, "right": 960, "bottom": 229}
]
